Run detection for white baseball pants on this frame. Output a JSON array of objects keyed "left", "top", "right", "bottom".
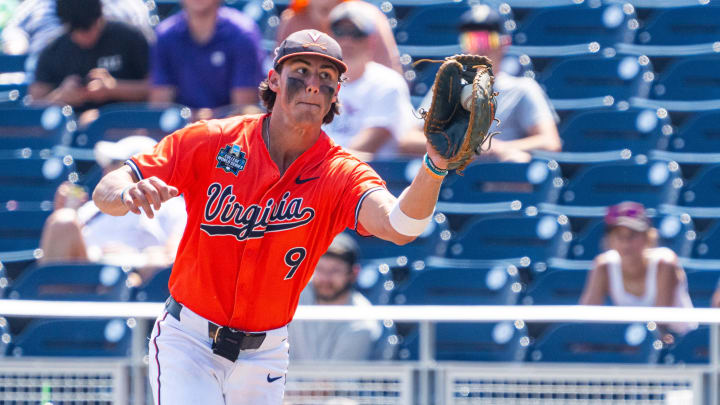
[{"left": 148, "top": 304, "right": 289, "bottom": 405}]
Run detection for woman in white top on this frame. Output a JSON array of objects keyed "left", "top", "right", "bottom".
[{"left": 580, "top": 201, "right": 696, "bottom": 338}]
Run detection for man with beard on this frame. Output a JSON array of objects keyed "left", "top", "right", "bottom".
[
  {"left": 93, "top": 29, "right": 448, "bottom": 404},
  {"left": 289, "top": 233, "right": 382, "bottom": 361}
]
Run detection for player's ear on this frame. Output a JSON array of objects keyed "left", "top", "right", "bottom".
[
  {"left": 268, "top": 69, "right": 280, "bottom": 91},
  {"left": 332, "top": 83, "right": 340, "bottom": 103}
]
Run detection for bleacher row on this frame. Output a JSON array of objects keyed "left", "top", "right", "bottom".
[{"left": 1, "top": 0, "right": 720, "bottom": 368}]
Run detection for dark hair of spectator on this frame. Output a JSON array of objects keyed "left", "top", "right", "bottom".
[
  {"left": 258, "top": 64, "right": 340, "bottom": 124},
  {"left": 56, "top": 0, "right": 103, "bottom": 31}
]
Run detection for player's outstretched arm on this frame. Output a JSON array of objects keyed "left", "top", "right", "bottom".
[
  {"left": 358, "top": 145, "right": 447, "bottom": 246},
  {"left": 93, "top": 165, "right": 178, "bottom": 219}
]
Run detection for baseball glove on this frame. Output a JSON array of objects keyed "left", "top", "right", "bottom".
[{"left": 418, "top": 54, "right": 497, "bottom": 174}]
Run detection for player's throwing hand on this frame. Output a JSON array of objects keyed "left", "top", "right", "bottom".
[{"left": 121, "top": 177, "right": 178, "bottom": 219}]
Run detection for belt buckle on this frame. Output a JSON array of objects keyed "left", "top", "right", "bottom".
[{"left": 210, "top": 325, "right": 267, "bottom": 361}]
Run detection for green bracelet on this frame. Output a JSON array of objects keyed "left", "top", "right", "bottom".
[{"left": 424, "top": 153, "right": 448, "bottom": 177}]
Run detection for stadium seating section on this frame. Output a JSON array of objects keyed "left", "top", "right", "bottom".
[{"left": 0, "top": 0, "right": 716, "bottom": 365}]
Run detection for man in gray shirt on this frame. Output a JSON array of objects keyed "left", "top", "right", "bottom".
[{"left": 289, "top": 233, "right": 382, "bottom": 361}]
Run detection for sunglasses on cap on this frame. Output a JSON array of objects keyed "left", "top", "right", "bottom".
[
  {"left": 331, "top": 24, "right": 368, "bottom": 39},
  {"left": 459, "top": 30, "right": 510, "bottom": 53}
]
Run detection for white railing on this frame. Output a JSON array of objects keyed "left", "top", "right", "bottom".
[{"left": 0, "top": 301, "right": 718, "bottom": 405}]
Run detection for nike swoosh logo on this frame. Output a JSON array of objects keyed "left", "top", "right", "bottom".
[
  {"left": 267, "top": 374, "right": 283, "bottom": 383},
  {"left": 295, "top": 175, "right": 320, "bottom": 184}
]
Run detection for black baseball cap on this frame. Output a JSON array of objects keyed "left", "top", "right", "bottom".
[
  {"left": 273, "top": 29, "right": 348, "bottom": 74},
  {"left": 458, "top": 5, "right": 506, "bottom": 34}
]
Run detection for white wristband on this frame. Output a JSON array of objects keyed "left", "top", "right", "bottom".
[{"left": 389, "top": 202, "right": 432, "bottom": 237}]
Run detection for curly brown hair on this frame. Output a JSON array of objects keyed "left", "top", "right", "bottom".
[{"left": 258, "top": 65, "right": 341, "bottom": 124}]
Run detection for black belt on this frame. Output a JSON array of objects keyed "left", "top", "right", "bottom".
[{"left": 164, "top": 296, "right": 266, "bottom": 361}]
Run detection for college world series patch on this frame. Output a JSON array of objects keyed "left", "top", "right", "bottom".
[{"left": 216, "top": 144, "right": 247, "bottom": 175}]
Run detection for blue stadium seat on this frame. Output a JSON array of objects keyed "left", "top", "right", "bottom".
[
  {"left": 0, "top": 262, "right": 8, "bottom": 298},
  {"left": 617, "top": 5, "right": 720, "bottom": 57},
  {"left": 685, "top": 270, "right": 720, "bottom": 308},
  {"left": 0, "top": 317, "right": 9, "bottom": 356},
  {"left": 436, "top": 159, "right": 562, "bottom": 231},
  {"left": 666, "top": 164, "right": 720, "bottom": 219},
  {"left": 393, "top": 264, "right": 523, "bottom": 306},
  {"left": 663, "top": 326, "right": 710, "bottom": 365},
  {"left": 367, "top": 158, "right": 420, "bottom": 196},
  {"left": 512, "top": 4, "right": 636, "bottom": 54},
  {"left": 70, "top": 103, "right": 189, "bottom": 160},
  {"left": 348, "top": 213, "right": 450, "bottom": 267},
  {"left": 631, "top": 56, "right": 720, "bottom": 112},
  {"left": 0, "top": 54, "right": 27, "bottom": 74},
  {"left": 429, "top": 213, "right": 571, "bottom": 273},
  {"left": 6, "top": 263, "right": 131, "bottom": 301},
  {"left": 567, "top": 214, "right": 695, "bottom": 261},
  {"left": 0, "top": 105, "right": 75, "bottom": 151},
  {"left": 132, "top": 266, "right": 171, "bottom": 302},
  {"left": 355, "top": 261, "right": 395, "bottom": 305},
  {"left": 529, "top": 322, "right": 662, "bottom": 363},
  {"left": 0, "top": 209, "right": 52, "bottom": 263},
  {"left": 394, "top": 3, "right": 471, "bottom": 54},
  {"left": 539, "top": 55, "right": 653, "bottom": 111},
  {"left": 555, "top": 107, "right": 671, "bottom": 154},
  {"left": 651, "top": 111, "right": 720, "bottom": 168},
  {"left": 0, "top": 83, "right": 28, "bottom": 105},
  {"left": 0, "top": 156, "right": 77, "bottom": 204},
  {"left": 370, "top": 321, "right": 399, "bottom": 361},
  {"left": 398, "top": 321, "right": 529, "bottom": 362},
  {"left": 9, "top": 318, "right": 131, "bottom": 357},
  {"left": 543, "top": 160, "right": 682, "bottom": 216},
  {"left": 522, "top": 268, "right": 588, "bottom": 305}
]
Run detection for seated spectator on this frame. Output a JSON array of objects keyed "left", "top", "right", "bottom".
[
  {"left": 712, "top": 279, "right": 720, "bottom": 308},
  {"left": 288, "top": 233, "right": 382, "bottom": 361},
  {"left": 28, "top": 0, "right": 150, "bottom": 124},
  {"left": 322, "top": 2, "right": 417, "bottom": 160},
  {"left": 410, "top": 5, "right": 561, "bottom": 162},
  {"left": 579, "top": 201, "right": 697, "bottom": 338},
  {"left": 1, "top": 0, "right": 153, "bottom": 77},
  {"left": 149, "top": 0, "right": 264, "bottom": 120},
  {"left": 39, "top": 135, "right": 187, "bottom": 285},
  {"left": 277, "top": 0, "right": 402, "bottom": 74}
]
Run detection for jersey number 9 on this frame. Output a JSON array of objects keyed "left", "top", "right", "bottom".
[{"left": 284, "top": 247, "right": 306, "bottom": 280}]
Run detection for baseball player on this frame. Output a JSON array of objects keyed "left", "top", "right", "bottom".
[{"left": 93, "top": 30, "right": 450, "bottom": 405}]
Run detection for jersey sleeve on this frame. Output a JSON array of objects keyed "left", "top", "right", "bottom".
[
  {"left": 337, "top": 161, "right": 386, "bottom": 236},
  {"left": 125, "top": 121, "right": 217, "bottom": 194}
]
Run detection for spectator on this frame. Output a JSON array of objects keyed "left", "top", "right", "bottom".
[
  {"left": 39, "top": 135, "right": 186, "bottom": 285},
  {"left": 3, "top": 0, "right": 153, "bottom": 79},
  {"left": 149, "top": 0, "right": 265, "bottom": 119},
  {"left": 29, "top": 0, "right": 150, "bottom": 123},
  {"left": 322, "top": 1, "right": 417, "bottom": 160},
  {"left": 410, "top": 5, "right": 561, "bottom": 162},
  {"left": 289, "top": 233, "right": 382, "bottom": 361},
  {"left": 712, "top": 279, "right": 720, "bottom": 308},
  {"left": 579, "top": 201, "right": 696, "bottom": 337},
  {"left": 277, "top": 0, "right": 402, "bottom": 74}
]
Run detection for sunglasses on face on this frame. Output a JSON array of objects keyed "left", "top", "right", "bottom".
[{"left": 331, "top": 24, "right": 368, "bottom": 39}]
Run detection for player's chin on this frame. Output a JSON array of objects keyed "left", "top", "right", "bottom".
[{"left": 291, "top": 108, "right": 326, "bottom": 125}]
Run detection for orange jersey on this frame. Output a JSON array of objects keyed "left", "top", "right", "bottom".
[{"left": 128, "top": 114, "right": 385, "bottom": 331}]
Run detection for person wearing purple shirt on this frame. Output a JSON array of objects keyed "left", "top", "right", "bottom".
[{"left": 149, "top": 0, "right": 264, "bottom": 116}]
